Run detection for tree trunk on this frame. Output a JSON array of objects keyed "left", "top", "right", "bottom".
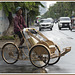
[
  {"left": 8, "top": 12, "right": 13, "bottom": 25},
  {"left": 3, "top": 12, "right": 14, "bottom": 36}
]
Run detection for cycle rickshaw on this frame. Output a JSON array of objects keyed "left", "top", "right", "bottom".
[{"left": 1, "top": 28, "right": 71, "bottom": 68}]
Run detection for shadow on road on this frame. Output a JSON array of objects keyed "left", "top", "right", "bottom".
[
  {"left": 0, "top": 63, "right": 47, "bottom": 73},
  {"left": 46, "top": 65, "right": 69, "bottom": 73}
]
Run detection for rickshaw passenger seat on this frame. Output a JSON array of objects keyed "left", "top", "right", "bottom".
[{"left": 28, "top": 37, "right": 38, "bottom": 46}]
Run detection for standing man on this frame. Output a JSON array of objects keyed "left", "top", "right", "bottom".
[{"left": 14, "top": 7, "right": 27, "bottom": 47}]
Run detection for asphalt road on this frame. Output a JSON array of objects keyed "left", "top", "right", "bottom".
[{"left": 0, "top": 23, "right": 75, "bottom": 73}]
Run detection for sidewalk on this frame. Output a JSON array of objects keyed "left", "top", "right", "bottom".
[{"left": 0, "top": 39, "right": 30, "bottom": 49}]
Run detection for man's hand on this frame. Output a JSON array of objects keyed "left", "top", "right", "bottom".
[{"left": 18, "top": 27, "right": 22, "bottom": 32}]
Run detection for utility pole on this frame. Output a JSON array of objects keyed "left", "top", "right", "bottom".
[
  {"left": 25, "top": 8, "right": 27, "bottom": 26},
  {"left": 25, "top": 8, "right": 29, "bottom": 28},
  {"left": 27, "top": 13, "right": 29, "bottom": 28}
]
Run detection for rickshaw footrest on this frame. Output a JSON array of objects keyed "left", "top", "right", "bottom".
[{"left": 60, "top": 47, "right": 71, "bottom": 57}]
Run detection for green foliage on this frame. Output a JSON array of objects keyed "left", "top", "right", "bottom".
[
  {"left": 42, "top": 2, "right": 75, "bottom": 19},
  {"left": 1, "top": 2, "right": 15, "bottom": 16},
  {"left": 0, "top": 3, "right": 2, "bottom": 10},
  {"left": 0, "top": 35, "right": 15, "bottom": 40},
  {"left": 0, "top": 2, "right": 44, "bottom": 17},
  {"left": 0, "top": 2, "right": 44, "bottom": 23}
]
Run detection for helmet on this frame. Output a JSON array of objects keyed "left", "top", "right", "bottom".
[{"left": 16, "top": 7, "right": 22, "bottom": 12}]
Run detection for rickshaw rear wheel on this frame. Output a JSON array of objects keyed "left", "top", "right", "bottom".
[
  {"left": 29, "top": 44, "right": 50, "bottom": 68},
  {"left": 1, "top": 42, "right": 19, "bottom": 64},
  {"left": 48, "top": 44, "right": 60, "bottom": 65}
]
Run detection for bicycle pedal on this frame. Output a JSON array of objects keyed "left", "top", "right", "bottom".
[
  {"left": 24, "top": 57, "right": 28, "bottom": 60},
  {"left": 16, "top": 51, "right": 18, "bottom": 54}
]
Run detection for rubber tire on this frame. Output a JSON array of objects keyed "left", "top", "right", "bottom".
[
  {"left": 50, "top": 28, "right": 52, "bottom": 30},
  {"left": 1, "top": 43, "right": 19, "bottom": 64},
  {"left": 69, "top": 26, "right": 71, "bottom": 30},
  {"left": 59, "top": 27, "right": 61, "bottom": 30},
  {"left": 29, "top": 44, "right": 50, "bottom": 68},
  {"left": 48, "top": 45, "right": 60, "bottom": 65},
  {"left": 39, "top": 28, "right": 41, "bottom": 31},
  {"left": 70, "top": 27, "right": 72, "bottom": 31}
]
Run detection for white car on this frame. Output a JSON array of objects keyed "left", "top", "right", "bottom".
[
  {"left": 47, "top": 18, "right": 54, "bottom": 26},
  {"left": 39, "top": 19, "right": 54, "bottom": 31},
  {"left": 58, "top": 17, "right": 71, "bottom": 30}
]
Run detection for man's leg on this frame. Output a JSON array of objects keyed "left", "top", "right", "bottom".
[
  {"left": 17, "top": 31, "right": 24, "bottom": 46},
  {"left": 19, "top": 38, "right": 24, "bottom": 46}
]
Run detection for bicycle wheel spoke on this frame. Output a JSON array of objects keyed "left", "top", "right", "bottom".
[{"left": 2, "top": 43, "right": 19, "bottom": 64}]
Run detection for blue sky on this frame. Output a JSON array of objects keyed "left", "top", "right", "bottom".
[{"left": 46, "top": 1, "right": 57, "bottom": 8}]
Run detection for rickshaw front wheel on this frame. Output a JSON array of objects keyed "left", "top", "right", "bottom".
[
  {"left": 29, "top": 44, "right": 50, "bottom": 68},
  {"left": 48, "top": 44, "right": 60, "bottom": 65},
  {"left": 1, "top": 42, "right": 19, "bottom": 64}
]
